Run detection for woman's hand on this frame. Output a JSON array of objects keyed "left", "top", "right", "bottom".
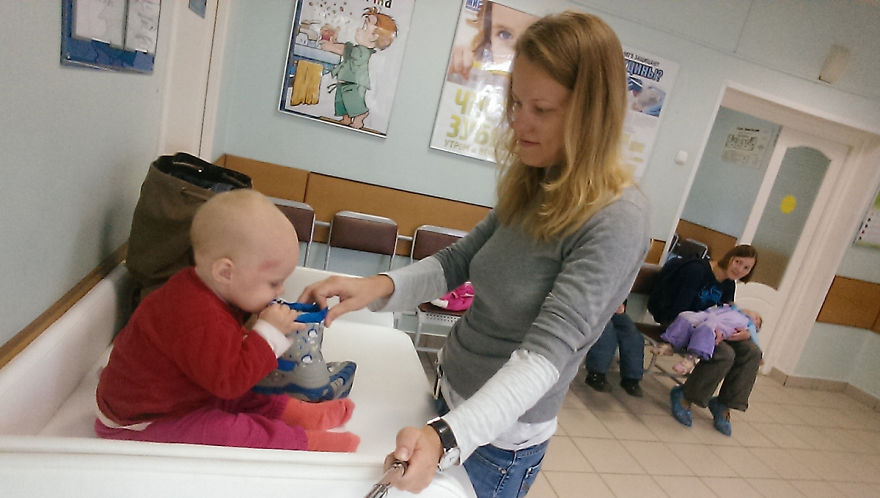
[
  {"left": 297, "top": 274, "right": 394, "bottom": 326},
  {"left": 727, "top": 328, "right": 751, "bottom": 342},
  {"left": 386, "top": 425, "right": 444, "bottom": 493},
  {"left": 258, "top": 302, "right": 305, "bottom": 335}
]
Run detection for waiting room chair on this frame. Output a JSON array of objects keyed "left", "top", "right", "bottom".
[
  {"left": 669, "top": 236, "right": 709, "bottom": 261},
  {"left": 410, "top": 225, "right": 468, "bottom": 352},
  {"left": 323, "top": 210, "right": 398, "bottom": 273},
  {"left": 269, "top": 197, "right": 316, "bottom": 267}
]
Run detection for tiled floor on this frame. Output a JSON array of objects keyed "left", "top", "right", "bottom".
[{"left": 415, "top": 347, "right": 880, "bottom": 498}]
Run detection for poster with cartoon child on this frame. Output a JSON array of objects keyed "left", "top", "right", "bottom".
[{"left": 279, "top": 0, "right": 413, "bottom": 137}]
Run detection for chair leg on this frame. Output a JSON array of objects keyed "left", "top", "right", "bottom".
[{"left": 413, "top": 315, "right": 424, "bottom": 350}]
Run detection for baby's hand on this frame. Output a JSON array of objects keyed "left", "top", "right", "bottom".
[
  {"left": 714, "top": 328, "right": 724, "bottom": 345},
  {"left": 259, "top": 302, "right": 304, "bottom": 335},
  {"left": 727, "top": 328, "right": 751, "bottom": 342}
]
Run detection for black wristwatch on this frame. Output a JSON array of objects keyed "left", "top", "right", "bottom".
[{"left": 427, "top": 417, "right": 461, "bottom": 471}]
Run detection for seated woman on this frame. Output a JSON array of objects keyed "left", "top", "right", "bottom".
[{"left": 648, "top": 244, "right": 760, "bottom": 436}]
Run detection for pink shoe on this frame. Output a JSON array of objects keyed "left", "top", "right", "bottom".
[
  {"left": 673, "top": 356, "right": 696, "bottom": 375},
  {"left": 431, "top": 282, "right": 474, "bottom": 311}
]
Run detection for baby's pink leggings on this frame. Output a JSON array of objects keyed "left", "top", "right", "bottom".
[{"left": 95, "top": 392, "right": 308, "bottom": 450}]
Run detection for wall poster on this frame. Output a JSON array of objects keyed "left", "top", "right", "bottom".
[
  {"left": 429, "top": 0, "right": 539, "bottom": 162},
  {"left": 621, "top": 47, "right": 678, "bottom": 179},
  {"left": 430, "top": 0, "right": 677, "bottom": 179},
  {"left": 278, "top": 0, "right": 414, "bottom": 138}
]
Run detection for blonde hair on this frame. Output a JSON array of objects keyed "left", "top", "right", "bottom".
[
  {"left": 190, "top": 189, "right": 292, "bottom": 265},
  {"left": 495, "top": 11, "right": 632, "bottom": 241}
]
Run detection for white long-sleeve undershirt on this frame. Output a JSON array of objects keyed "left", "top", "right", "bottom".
[{"left": 440, "top": 348, "right": 559, "bottom": 462}]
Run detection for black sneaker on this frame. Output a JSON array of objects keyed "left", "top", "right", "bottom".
[
  {"left": 620, "top": 378, "right": 644, "bottom": 397},
  {"left": 585, "top": 372, "right": 611, "bottom": 392}
]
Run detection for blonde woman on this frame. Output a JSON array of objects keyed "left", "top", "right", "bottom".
[{"left": 301, "top": 11, "right": 650, "bottom": 497}]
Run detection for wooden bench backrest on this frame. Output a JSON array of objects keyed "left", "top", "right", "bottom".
[
  {"left": 631, "top": 263, "right": 662, "bottom": 296},
  {"left": 629, "top": 263, "right": 665, "bottom": 342}
]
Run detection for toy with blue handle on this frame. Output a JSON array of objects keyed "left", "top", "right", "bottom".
[
  {"left": 274, "top": 299, "right": 329, "bottom": 324},
  {"left": 255, "top": 299, "right": 356, "bottom": 401}
]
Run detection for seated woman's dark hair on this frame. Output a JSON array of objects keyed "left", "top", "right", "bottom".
[{"left": 717, "top": 244, "right": 758, "bottom": 283}]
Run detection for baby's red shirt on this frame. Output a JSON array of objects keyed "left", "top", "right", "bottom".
[{"left": 96, "top": 268, "right": 277, "bottom": 426}]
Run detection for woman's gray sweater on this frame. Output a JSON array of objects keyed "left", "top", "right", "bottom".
[{"left": 377, "top": 186, "right": 650, "bottom": 423}]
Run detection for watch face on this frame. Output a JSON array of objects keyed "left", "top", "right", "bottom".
[{"left": 438, "top": 447, "right": 461, "bottom": 471}]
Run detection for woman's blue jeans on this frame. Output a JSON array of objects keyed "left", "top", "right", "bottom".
[
  {"left": 464, "top": 440, "right": 549, "bottom": 498},
  {"left": 434, "top": 393, "right": 548, "bottom": 497}
]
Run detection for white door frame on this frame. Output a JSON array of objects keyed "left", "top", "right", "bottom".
[
  {"left": 678, "top": 82, "right": 880, "bottom": 375},
  {"left": 156, "top": 0, "right": 222, "bottom": 157}
]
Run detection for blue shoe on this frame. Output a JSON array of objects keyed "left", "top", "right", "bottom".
[
  {"left": 708, "top": 397, "right": 732, "bottom": 436},
  {"left": 669, "top": 386, "right": 692, "bottom": 427}
]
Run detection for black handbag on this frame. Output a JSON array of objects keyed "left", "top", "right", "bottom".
[{"left": 126, "top": 153, "right": 252, "bottom": 302}]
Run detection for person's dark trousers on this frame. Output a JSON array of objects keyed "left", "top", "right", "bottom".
[
  {"left": 585, "top": 313, "right": 644, "bottom": 380},
  {"left": 681, "top": 339, "right": 761, "bottom": 410}
]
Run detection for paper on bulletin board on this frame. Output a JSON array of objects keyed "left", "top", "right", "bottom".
[
  {"left": 125, "top": 0, "right": 161, "bottom": 54},
  {"left": 74, "top": 0, "right": 126, "bottom": 48},
  {"left": 855, "top": 187, "right": 880, "bottom": 249}
]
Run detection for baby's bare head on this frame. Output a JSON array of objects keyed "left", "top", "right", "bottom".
[
  {"left": 190, "top": 189, "right": 299, "bottom": 274},
  {"left": 742, "top": 309, "right": 763, "bottom": 329}
]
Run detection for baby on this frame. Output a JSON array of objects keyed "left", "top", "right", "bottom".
[
  {"left": 652, "top": 304, "right": 762, "bottom": 375},
  {"left": 95, "top": 189, "right": 359, "bottom": 452}
]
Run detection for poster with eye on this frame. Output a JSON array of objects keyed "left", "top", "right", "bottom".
[
  {"left": 278, "top": 0, "right": 414, "bottom": 138},
  {"left": 621, "top": 47, "right": 678, "bottom": 179},
  {"left": 429, "top": 0, "right": 539, "bottom": 162}
]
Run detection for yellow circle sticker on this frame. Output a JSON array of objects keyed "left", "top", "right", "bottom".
[{"left": 780, "top": 195, "right": 797, "bottom": 214}]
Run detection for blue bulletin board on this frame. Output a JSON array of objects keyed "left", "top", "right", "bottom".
[{"left": 60, "top": 0, "right": 160, "bottom": 74}]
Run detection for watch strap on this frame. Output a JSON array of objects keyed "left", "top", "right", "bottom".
[
  {"left": 427, "top": 417, "right": 460, "bottom": 470},
  {"left": 427, "top": 417, "right": 458, "bottom": 451}
]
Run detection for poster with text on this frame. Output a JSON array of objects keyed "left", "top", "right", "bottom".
[
  {"left": 429, "top": 0, "right": 539, "bottom": 162},
  {"left": 622, "top": 47, "right": 678, "bottom": 179},
  {"left": 279, "top": 0, "right": 413, "bottom": 138}
]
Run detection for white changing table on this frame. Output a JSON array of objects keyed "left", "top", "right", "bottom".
[{"left": 0, "top": 266, "right": 476, "bottom": 497}]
